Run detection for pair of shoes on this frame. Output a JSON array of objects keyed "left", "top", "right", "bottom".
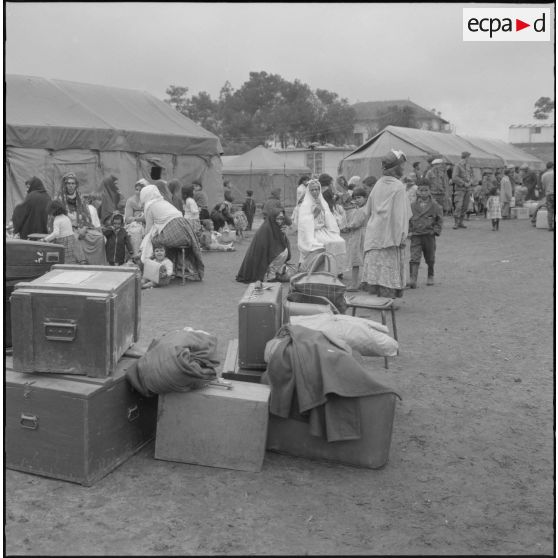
[
  {"left": 458, "top": 223, "right": 467, "bottom": 229},
  {"left": 453, "top": 224, "right": 459, "bottom": 230}
]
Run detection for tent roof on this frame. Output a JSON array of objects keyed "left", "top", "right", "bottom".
[
  {"left": 459, "top": 136, "right": 545, "bottom": 170},
  {"left": 6, "top": 74, "right": 222, "bottom": 156},
  {"left": 352, "top": 100, "right": 450, "bottom": 125},
  {"left": 222, "top": 145, "right": 311, "bottom": 174},
  {"left": 346, "top": 126, "right": 504, "bottom": 168}
]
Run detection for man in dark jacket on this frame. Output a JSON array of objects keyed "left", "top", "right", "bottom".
[{"left": 12, "top": 176, "right": 52, "bottom": 239}]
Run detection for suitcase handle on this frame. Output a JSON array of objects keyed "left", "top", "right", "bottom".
[
  {"left": 44, "top": 319, "right": 77, "bottom": 342},
  {"left": 20, "top": 413, "right": 39, "bottom": 430},
  {"left": 127, "top": 405, "right": 139, "bottom": 422}
]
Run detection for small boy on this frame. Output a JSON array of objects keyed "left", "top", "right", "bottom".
[
  {"left": 199, "top": 219, "right": 235, "bottom": 251},
  {"left": 408, "top": 181, "right": 443, "bottom": 288},
  {"left": 103, "top": 212, "right": 136, "bottom": 266},
  {"left": 242, "top": 190, "right": 257, "bottom": 231},
  {"left": 142, "top": 244, "right": 174, "bottom": 288},
  {"left": 340, "top": 186, "right": 368, "bottom": 291}
]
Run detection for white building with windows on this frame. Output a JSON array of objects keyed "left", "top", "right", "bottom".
[{"left": 509, "top": 123, "right": 555, "bottom": 162}]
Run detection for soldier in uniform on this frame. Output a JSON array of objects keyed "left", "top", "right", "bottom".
[
  {"left": 424, "top": 158, "right": 448, "bottom": 212},
  {"left": 451, "top": 151, "right": 473, "bottom": 229}
]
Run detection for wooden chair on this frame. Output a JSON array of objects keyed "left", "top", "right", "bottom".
[{"left": 344, "top": 293, "right": 398, "bottom": 369}]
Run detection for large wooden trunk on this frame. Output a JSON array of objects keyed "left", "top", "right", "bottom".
[
  {"left": 10, "top": 264, "right": 141, "bottom": 377},
  {"left": 266, "top": 392, "right": 397, "bottom": 469},
  {"left": 238, "top": 282, "right": 282, "bottom": 370},
  {"left": 5, "top": 239, "right": 65, "bottom": 347},
  {"left": 5, "top": 356, "right": 157, "bottom": 486}
]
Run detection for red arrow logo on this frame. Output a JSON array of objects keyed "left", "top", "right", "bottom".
[{"left": 516, "top": 18, "right": 530, "bottom": 31}]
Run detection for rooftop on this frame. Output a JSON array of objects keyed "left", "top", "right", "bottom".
[{"left": 352, "top": 99, "right": 449, "bottom": 124}]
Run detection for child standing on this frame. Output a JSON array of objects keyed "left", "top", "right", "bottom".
[
  {"left": 408, "top": 182, "right": 443, "bottom": 288},
  {"left": 486, "top": 186, "right": 502, "bottom": 231},
  {"left": 242, "top": 190, "right": 257, "bottom": 231},
  {"left": 199, "top": 219, "right": 235, "bottom": 251},
  {"left": 42, "top": 199, "right": 78, "bottom": 263},
  {"left": 103, "top": 213, "right": 136, "bottom": 265},
  {"left": 340, "top": 186, "right": 368, "bottom": 291},
  {"left": 142, "top": 244, "right": 174, "bottom": 288}
]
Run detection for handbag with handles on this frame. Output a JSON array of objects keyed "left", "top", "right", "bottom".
[{"left": 289, "top": 252, "right": 347, "bottom": 314}]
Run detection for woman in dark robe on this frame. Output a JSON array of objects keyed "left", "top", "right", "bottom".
[
  {"left": 99, "top": 175, "right": 125, "bottom": 226},
  {"left": 12, "top": 176, "right": 52, "bottom": 239},
  {"left": 236, "top": 208, "right": 291, "bottom": 283},
  {"left": 168, "top": 179, "right": 185, "bottom": 213},
  {"left": 154, "top": 180, "right": 174, "bottom": 205}
]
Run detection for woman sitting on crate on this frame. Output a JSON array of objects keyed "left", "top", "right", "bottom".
[
  {"left": 236, "top": 208, "right": 291, "bottom": 283},
  {"left": 139, "top": 184, "right": 204, "bottom": 281},
  {"left": 297, "top": 178, "right": 346, "bottom": 274},
  {"left": 53, "top": 172, "right": 107, "bottom": 265}
]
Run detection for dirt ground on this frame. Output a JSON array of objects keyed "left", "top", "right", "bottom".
[{"left": 5, "top": 214, "right": 555, "bottom": 556}]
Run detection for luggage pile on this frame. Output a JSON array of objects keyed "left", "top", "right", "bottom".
[
  {"left": 5, "top": 262, "right": 157, "bottom": 486},
  {"left": 220, "top": 277, "right": 402, "bottom": 470}
]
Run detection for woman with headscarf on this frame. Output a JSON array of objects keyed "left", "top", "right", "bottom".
[
  {"left": 11, "top": 176, "right": 52, "bottom": 239},
  {"left": 297, "top": 178, "right": 346, "bottom": 273},
  {"left": 99, "top": 175, "right": 125, "bottom": 226},
  {"left": 54, "top": 172, "right": 107, "bottom": 265},
  {"left": 361, "top": 150, "right": 412, "bottom": 298},
  {"left": 236, "top": 208, "right": 291, "bottom": 283},
  {"left": 139, "top": 184, "right": 204, "bottom": 281},
  {"left": 124, "top": 179, "right": 149, "bottom": 256},
  {"left": 168, "top": 179, "right": 185, "bottom": 213},
  {"left": 154, "top": 179, "right": 174, "bottom": 205}
]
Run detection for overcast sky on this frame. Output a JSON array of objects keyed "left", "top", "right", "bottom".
[{"left": 5, "top": 2, "right": 555, "bottom": 141}]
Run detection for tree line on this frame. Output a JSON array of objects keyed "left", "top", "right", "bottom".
[{"left": 165, "top": 71, "right": 360, "bottom": 154}]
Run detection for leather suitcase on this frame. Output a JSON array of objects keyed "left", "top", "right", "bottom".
[
  {"left": 238, "top": 282, "right": 282, "bottom": 369},
  {"left": 155, "top": 380, "right": 271, "bottom": 472},
  {"left": 267, "top": 392, "right": 397, "bottom": 469},
  {"left": 5, "top": 240, "right": 66, "bottom": 347},
  {"left": 10, "top": 264, "right": 141, "bottom": 377},
  {"left": 5, "top": 356, "right": 157, "bottom": 486}
]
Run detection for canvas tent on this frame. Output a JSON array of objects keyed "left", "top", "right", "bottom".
[
  {"left": 339, "top": 125, "right": 542, "bottom": 182},
  {"left": 5, "top": 74, "right": 224, "bottom": 220},
  {"left": 222, "top": 145, "right": 311, "bottom": 207},
  {"left": 459, "top": 136, "right": 545, "bottom": 171}
]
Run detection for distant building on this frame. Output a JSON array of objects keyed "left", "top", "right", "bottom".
[
  {"left": 352, "top": 99, "right": 451, "bottom": 146},
  {"left": 508, "top": 123, "right": 555, "bottom": 162},
  {"left": 272, "top": 146, "right": 355, "bottom": 180}
]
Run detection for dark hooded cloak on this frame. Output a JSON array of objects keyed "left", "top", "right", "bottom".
[
  {"left": 236, "top": 208, "right": 290, "bottom": 283},
  {"left": 12, "top": 177, "right": 52, "bottom": 239},
  {"left": 99, "top": 175, "right": 125, "bottom": 225}
]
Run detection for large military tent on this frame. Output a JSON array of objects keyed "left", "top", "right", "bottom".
[
  {"left": 222, "top": 146, "right": 311, "bottom": 207},
  {"left": 339, "top": 125, "right": 542, "bottom": 182},
  {"left": 5, "top": 74, "right": 224, "bottom": 220},
  {"left": 459, "top": 136, "right": 545, "bottom": 171}
]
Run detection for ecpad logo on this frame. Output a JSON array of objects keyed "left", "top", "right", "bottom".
[{"left": 463, "top": 8, "right": 551, "bottom": 41}]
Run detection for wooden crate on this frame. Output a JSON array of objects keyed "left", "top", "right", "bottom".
[
  {"left": 155, "top": 380, "right": 271, "bottom": 472},
  {"left": 5, "top": 356, "right": 157, "bottom": 486}
]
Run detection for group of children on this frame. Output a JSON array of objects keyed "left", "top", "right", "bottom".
[{"left": 339, "top": 180, "right": 444, "bottom": 291}]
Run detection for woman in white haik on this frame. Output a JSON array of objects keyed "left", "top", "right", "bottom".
[{"left": 296, "top": 178, "right": 346, "bottom": 274}]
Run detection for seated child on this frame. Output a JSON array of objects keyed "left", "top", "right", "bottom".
[
  {"left": 103, "top": 212, "right": 136, "bottom": 266},
  {"left": 141, "top": 243, "right": 174, "bottom": 288},
  {"left": 199, "top": 219, "right": 235, "bottom": 252},
  {"left": 42, "top": 199, "right": 78, "bottom": 263}
]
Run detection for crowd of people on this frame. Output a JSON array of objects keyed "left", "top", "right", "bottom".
[
  {"left": 9, "top": 153, "right": 554, "bottom": 297},
  {"left": 8, "top": 173, "right": 242, "bottom": 288},
  {"left": 235, "top": 150, "right": 555, "bottom": 298}
]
